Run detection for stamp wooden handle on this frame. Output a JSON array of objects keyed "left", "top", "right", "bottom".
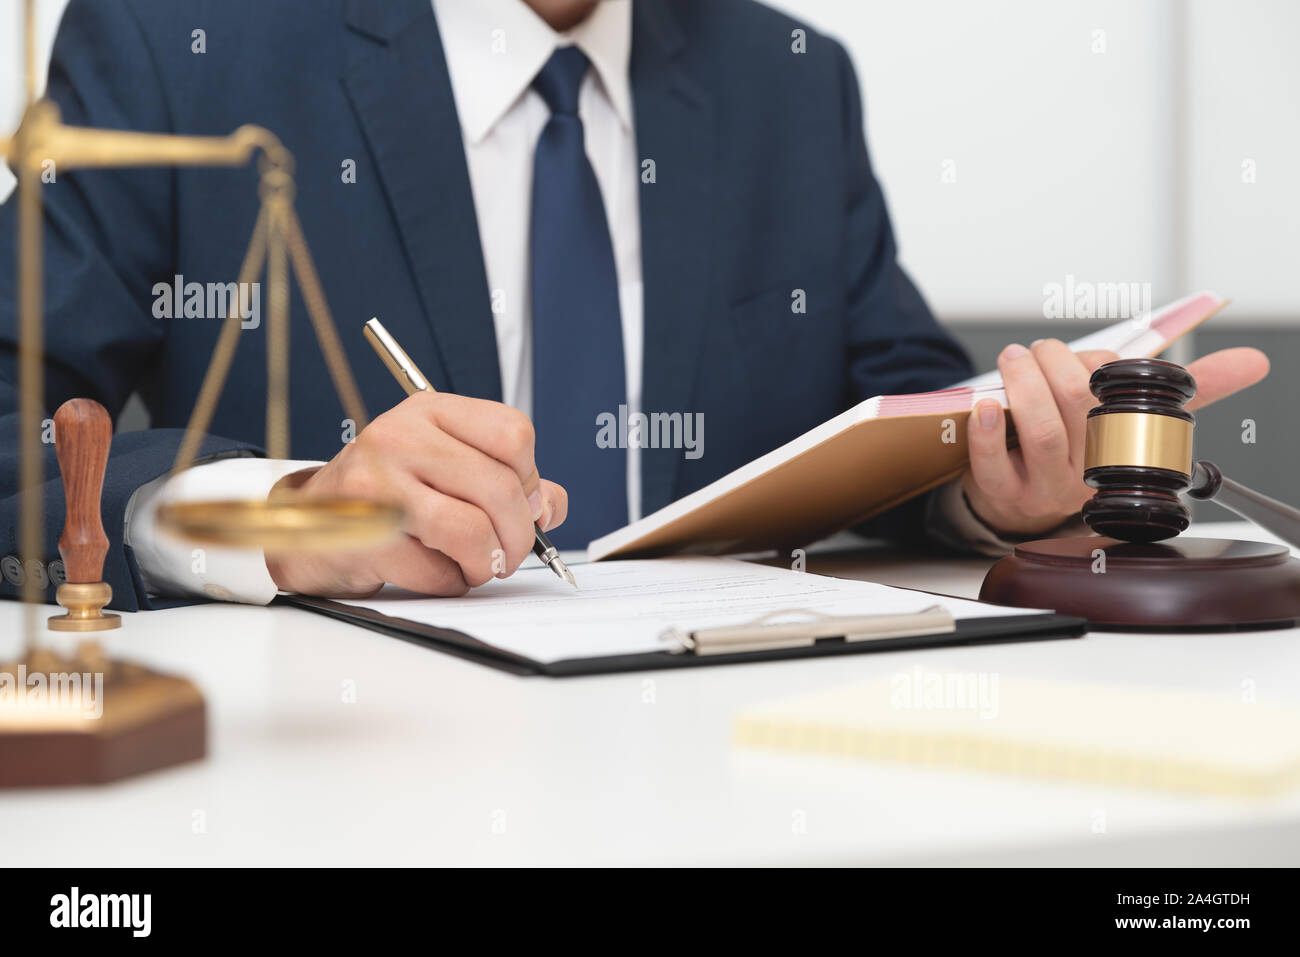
[{"left": 53, "top": 398, "right": 112, "bottom": 584}]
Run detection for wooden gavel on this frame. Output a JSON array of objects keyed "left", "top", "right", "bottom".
[
  {"left": 47, "top": 398, "right": 120, "bottom": 631},
  {"left": 1081, "top": 358, "right": 1300, "bottom": 548}
]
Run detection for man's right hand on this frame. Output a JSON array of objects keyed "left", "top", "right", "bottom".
[{"left": 264, "top": 392, "right": 568, "bottom": 598}]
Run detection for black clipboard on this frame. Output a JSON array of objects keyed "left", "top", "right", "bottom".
[{"left": 284, "top": 594, "right": 1088, "bottom": 678}]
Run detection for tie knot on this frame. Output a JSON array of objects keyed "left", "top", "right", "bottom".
[{"left": 533, "top": 45, "right": 590, "bottom": 116}]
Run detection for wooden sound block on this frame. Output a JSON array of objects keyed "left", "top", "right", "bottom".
[
  {"left": 980, "top": 537, "right": 1300, "bottom": 630},
  {"left": 0, "top": 652, "right": 206, "bottom": 788}
]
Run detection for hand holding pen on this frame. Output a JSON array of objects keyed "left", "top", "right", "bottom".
[
  {"left": 363, "top": 317, "right": 576, "bottom": 588},
  {"left": 262, "top": 324, "right": 572, "bottom": 598}
]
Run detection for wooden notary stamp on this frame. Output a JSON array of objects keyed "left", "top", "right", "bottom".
[{"left": 0, "top": 399, "right": 206, "bottom": 787}]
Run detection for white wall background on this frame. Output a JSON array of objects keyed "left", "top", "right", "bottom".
[
  {"left": 0, "top": 0, "right": 62, "bottom": 198},
  {"left": 3, "top": 0, "right": 1298, "bottom": 321},
  {"left": 1183, "top": 0, "right": 1300, "bottom": 318},
  {"left": 766, "top": 0, "right": 1300, "bottom": 322}
]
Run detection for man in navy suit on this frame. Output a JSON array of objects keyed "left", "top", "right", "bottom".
[{"left": 0, "top": 0, "right": 1266, "bottom": 609}]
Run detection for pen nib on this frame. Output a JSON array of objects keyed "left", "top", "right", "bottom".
[{"left": 550, "top": 556, "right": 578, "bottom": 590}]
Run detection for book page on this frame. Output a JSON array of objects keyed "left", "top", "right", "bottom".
[
  {"left": 337, "top": 557, "right": 1045, "bottom": 664},
  {"left": 951, "top": 290, "right": 1223, "bottom": 389}
]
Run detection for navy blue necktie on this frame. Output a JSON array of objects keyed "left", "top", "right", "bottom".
[{"left": 530, "top": 46, "right": 628, "bottom": 548}]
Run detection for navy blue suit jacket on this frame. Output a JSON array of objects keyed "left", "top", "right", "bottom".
[{"left": 0, "top": 0, "right": 971, "bottom": 610}]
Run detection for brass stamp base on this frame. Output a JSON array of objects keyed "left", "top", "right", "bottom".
[{"left": 48, "top": 581, "right": 121, "bottom": 632}]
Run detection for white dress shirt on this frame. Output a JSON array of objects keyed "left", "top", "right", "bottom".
[
  {"left": 124, "top": 0, "right": 1014, "bottom": 605},
  {"left": 433, "top": 0, "right": 644, "bottom": 517},
  {"left": 125, "top": 0, "right": 643, "bottom": 603}
]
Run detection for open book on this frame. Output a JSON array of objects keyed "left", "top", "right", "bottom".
[{"left": 590, "top": 292, "right": 1227, "bottom": 561}]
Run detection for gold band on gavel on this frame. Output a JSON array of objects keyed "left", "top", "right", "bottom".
[{"left": 1083, "top": 412, "right": 1195, "bottom": 475}]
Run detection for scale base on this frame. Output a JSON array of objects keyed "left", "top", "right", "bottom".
[
  {"left": 0, "top": 649, "right": 206, "bottom": 787},
  {"left": 980, "top": 537, "right": 1300, "bottom": 630}
]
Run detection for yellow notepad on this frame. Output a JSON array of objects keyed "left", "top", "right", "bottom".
[{"left": 733, "top": 676, "right": 1300, "bottom": 797}]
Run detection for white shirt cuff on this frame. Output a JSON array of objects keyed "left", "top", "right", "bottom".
[{"left": 124, "top": 458, "right": 326, "bottom": 605}]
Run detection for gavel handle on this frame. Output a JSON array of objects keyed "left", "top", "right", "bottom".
[{"left": 1188, "top": 460, "right": 1300, "bottom": 551}]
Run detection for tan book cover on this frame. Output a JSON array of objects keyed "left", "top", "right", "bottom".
[{"left": 590, "top": 292, "right": 1227, "bottom": 561}]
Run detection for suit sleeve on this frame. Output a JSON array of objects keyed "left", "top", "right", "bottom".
[
  {"left": 0, "top": 0, "right": 258, "bottom": 612},
  {"left": 828, "top": 40, "right": 975, "bottom": 543},
  {"left": 833, "top": 41, "right": 973, "bottom": 404},
  {"left": 925, "top": 475, "right": 1095, "bottom": 556}
]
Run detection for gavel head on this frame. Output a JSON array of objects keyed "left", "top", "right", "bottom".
[{"left": 1080, "top": 358, "right": 1197, "bottom": 543}]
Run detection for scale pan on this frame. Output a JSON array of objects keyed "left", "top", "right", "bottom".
[{"left": 156, "top": 497, "right": 402, "bottom": 552}]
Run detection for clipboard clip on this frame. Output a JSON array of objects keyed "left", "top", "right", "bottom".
[{"left": 660, "top": 605, "right": 956, "bottom": 656}]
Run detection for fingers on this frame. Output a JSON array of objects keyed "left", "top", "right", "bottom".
[
  {"left": 1185, "top": 347, "right": 1270, "bottom": 411},
  {"left": 963, "top": 338, "right": 1264, "bottom": 540},
  {"left": 408, "top": 429, "right": 537, "bottom": 573},
  {"left": 1029, "top": 338, "right": 1097, "bottom": 458},
  {"left": 309, "top": 393, "right": 573, "bottom": 592},
  {"left": 397, "top": 479, "right": 519, "bottom": 588},
  {"left": 355, "top": 395, "right": 544, "bottom": 579},
  {"left": 1074, "top": 348, "right": 1120, "bottom": 374},
  {"left": 368, "top": 534, "right": 470, "bottom": 597},
  {"left": 382, "top": 479, "right": 569, "bottom": 593},
  {"left": 1071, "top": 346, "right": 1268, "bottom": 413},
  {"left": 966, "top": 399, "right": 1022, "bottom": 504},
  {"left": 396, "top": 476, "right": 572, "bottom": 586},
  {"left": 537, "top": 479, "right": 568, "bottom": 532},
  {"left": 407, "top": 392, "right": 541, "bottom": 495},
  {"left": 266, "top": 530, "right": 468, "bottom": 599},
  {"left": 997, "top": 343, "right": 1076, "bottom": 492}
]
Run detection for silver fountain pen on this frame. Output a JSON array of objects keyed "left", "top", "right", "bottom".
[{"left": 363, "top": 317, "right": 577, "bottom": 589}]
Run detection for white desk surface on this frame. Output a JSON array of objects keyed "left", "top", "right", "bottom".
[{"left": 3, "top": 520, "right": 1300, "bottom": 867}]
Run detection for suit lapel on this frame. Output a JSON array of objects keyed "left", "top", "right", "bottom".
[
  {"left": 631, "top": 1, "right": 716, "bottom": 514},
  {"left": 341, "top": 0, "right": 502, "bottom": 400},
  {"left": 339, "top": 0, "right": 713, "bottom": 508}
]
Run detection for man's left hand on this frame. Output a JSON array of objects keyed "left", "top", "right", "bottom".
[{"left": 962, "top": 340, "right": 1270, "bottom": 537}]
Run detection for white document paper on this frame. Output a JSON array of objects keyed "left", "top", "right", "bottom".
[{"left": 338, "top": 557, "right": 1045, "bottom": 664}]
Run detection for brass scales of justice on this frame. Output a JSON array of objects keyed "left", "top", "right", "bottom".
[{"left": 0, "top": 0, "right": 400, "bottom": 786}]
